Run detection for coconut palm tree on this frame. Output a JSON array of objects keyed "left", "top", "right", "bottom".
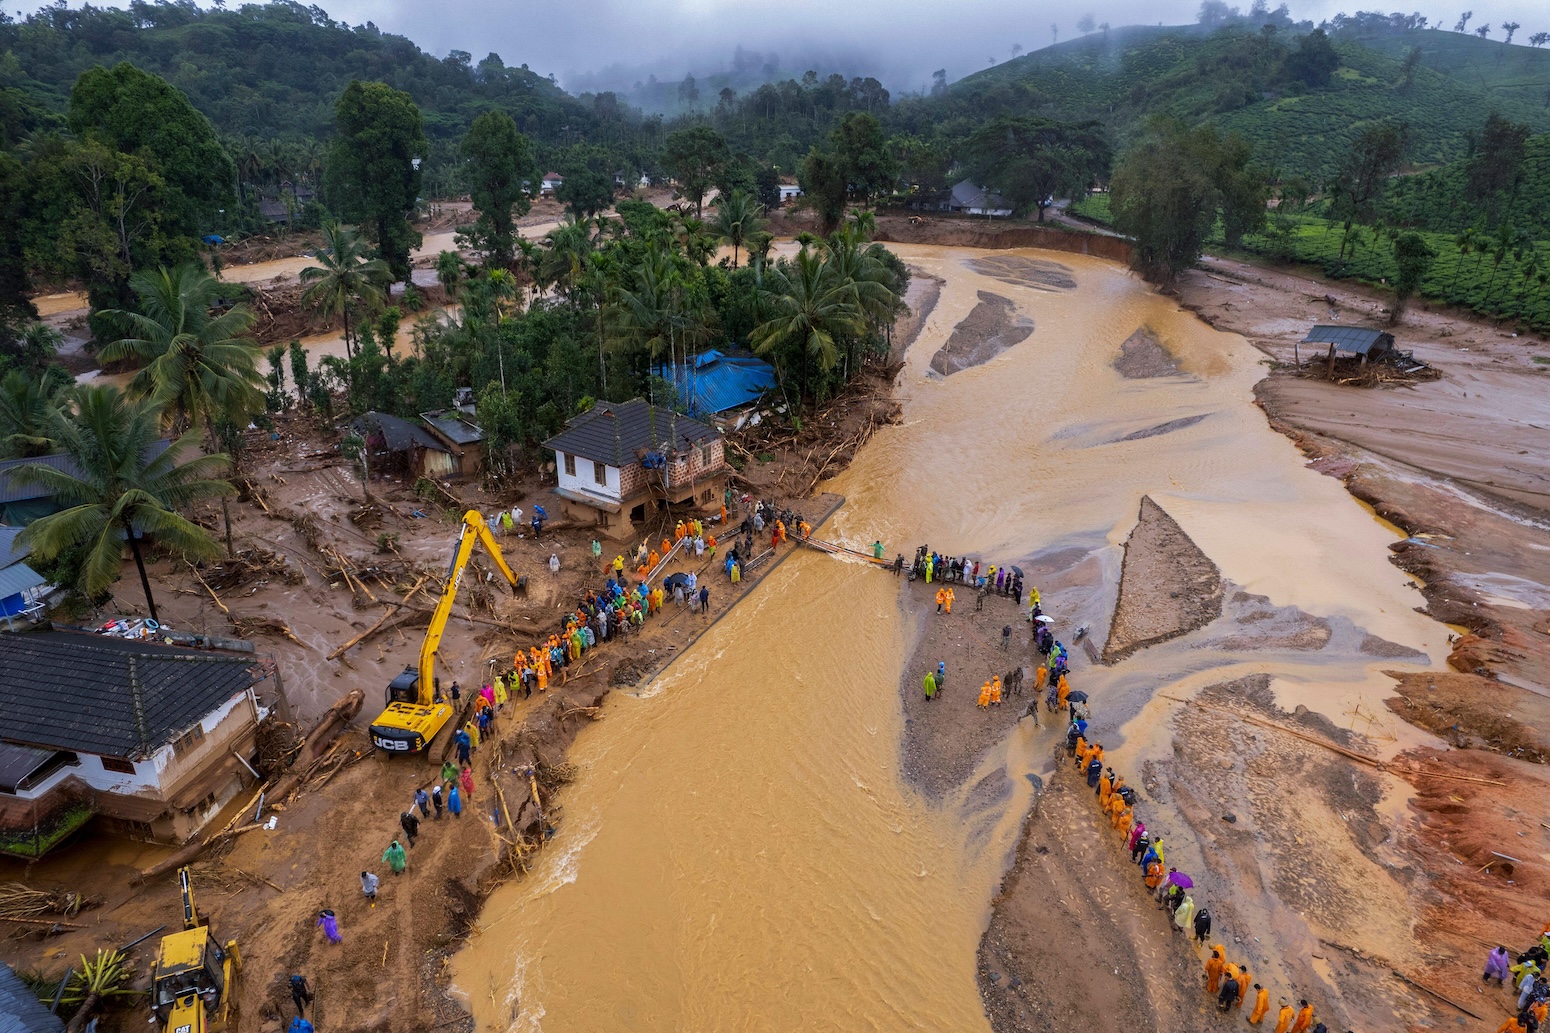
[
  {"left": 541, "top": 216, "right": 597, "bottom": 307},
  {"left": 98, "top": 263, "right": 265, "bottom": 447},
  {"left": 300, "top": 222, "right": 392, "bottom": 359},
  {"left": 711, "top": 189, "right": 767, "bottom": 268},
  {"left": 15, "top": 386, "right": 233, "bottom": 622},
  {"left": 751, "top": 248, "right": 865, "bottom": 401},
  {"left": 0, "top": 371, "right": 66, "bottom": 459},
  {"left": 435, "top": 249, "right": 465, "bottom": 302}
]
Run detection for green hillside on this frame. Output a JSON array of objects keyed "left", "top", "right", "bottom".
[
  {"left": 893, "top": 22, "right": 1550, "bottom": 181},
  {"left": 1384, "top": 132, "right": 1550, "bottom": 238}
]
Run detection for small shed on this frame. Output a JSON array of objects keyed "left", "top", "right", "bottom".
[
  {"left": 1300, "top": 325, "right": 1396, "bottom": 365},
  {"left": 352, "top": 412, "right": 453, "bottom": 481},
  {"left": 420, "top": 410, "right": 485, "bottom": 478}
]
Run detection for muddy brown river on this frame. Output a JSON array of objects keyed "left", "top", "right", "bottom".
[{"left": 451, "top": 247, "right": 1451, "bottom": 1031}]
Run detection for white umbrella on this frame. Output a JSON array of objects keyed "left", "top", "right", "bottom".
[{"left": 1035, "top": 615, "right": 1055, "bottom": 624}]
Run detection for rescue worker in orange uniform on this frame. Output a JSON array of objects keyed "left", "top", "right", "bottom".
[
  {"left": 1234, "top": 970, "right": 1250, "bottom": 1010},
  {"left": 977, "top": 681, "right": 992, "bottom": 709},
  {"left": 1290, "top": 1000, "right": 1313, "bottom": 1033},
  {"left": 1247, "top": 984, "right": 1269, "bottom": 1024},
  {"left": 1273, "top": 1002, "right": 1294, "bottom": 1033},
  {"left": 1205, "top": 946, "right": 1225, "bottom": 993}
]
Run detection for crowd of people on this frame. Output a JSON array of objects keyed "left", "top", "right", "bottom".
[
  {"left": 1059, "top": 666, "right": 1343, "bottom": 1031},
  {"left": 1482, "top": 927, "right": 1550, "bottom": 1032}
]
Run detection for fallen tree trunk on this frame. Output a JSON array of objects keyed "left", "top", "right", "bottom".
[{"left": 303, "top": 690, "right": 364, "bottom": 761}]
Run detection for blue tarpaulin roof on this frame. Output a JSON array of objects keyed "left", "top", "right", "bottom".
[{"left": 657, "top": 350, "right": 776, "bottom": 417}]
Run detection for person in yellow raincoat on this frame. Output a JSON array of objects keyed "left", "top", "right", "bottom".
[
  {"left": 944, "top": 588, "right": 955, "bottom": 613},
  {"left": 989, "top": 676, "right": 1002, "bottom": 704},
  {"left": 924, "top": 556, "right": 933, "bottom": 583},
  {"left": 1247, "top": 984, "right": 1269, "bottom": 1024},
  {"left": 977, "top": 681, "right": 992, "bottom": 708},
  {"left": 493, "top": 676, "right": 508, "bottom": 709}
]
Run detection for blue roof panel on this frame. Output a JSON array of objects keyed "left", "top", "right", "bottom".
[{"left": 659, "top": 353, "right": 777, "bottom": 417}]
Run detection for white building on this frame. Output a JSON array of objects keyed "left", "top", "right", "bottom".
[
  {"left": 543, "top": 399, "right": 726, "bottom": 538},
  {"left": 946, "top": 180, "right": 1013, "bottom": 218},
  {"left": 778, "top": 183, "right": 803, "bottom": 203},
  {"left": 0, "top": 632, "right": 268, "bottom": 855}
]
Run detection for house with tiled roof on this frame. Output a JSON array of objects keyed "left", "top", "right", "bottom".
[
  {"left": 0, "top": 632, "right": 269, "bottom": 856},
  {"left": 542, "top": 399, "right": 726, "bottom": 537}
]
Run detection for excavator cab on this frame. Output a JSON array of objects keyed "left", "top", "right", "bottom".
[
  {"left": 370, "top": 667, "right": 445, "bottom": 752},
  {"left": 152, "top": 868, "right": 239, "bottom": 1033}
]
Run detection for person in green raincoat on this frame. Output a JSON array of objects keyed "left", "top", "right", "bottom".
[
  {"left": 383, "top": 838, "right": 407, "bottom": 875},
  {"left": 923, "top": 671, "right": 937, "bottom": 700},
  {"left": 441, "top": 759, "right": 458, "bottom": 784}
]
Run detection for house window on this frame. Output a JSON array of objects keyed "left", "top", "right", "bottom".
[
  {"left": 563, "top": 453, "right": 576, "bottom": 476},
  {"left": 100, "top": 756, "right": 135, "bottom": 774},
  {"left": 593, "top": 461, "right": 608, "bottom": 486},
  {"left": 701, "top": 444, "right": 714, "bottom": 467},
  {"left": 172, "top": 724, "right": 205, "bottom": 759}
]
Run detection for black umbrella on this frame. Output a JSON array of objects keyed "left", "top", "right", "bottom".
[
  {"left": 663, "top": 572, "right": 688, "bottom": 589},
  {"left": 1067, "top": 690, "right": 1089, "bottom": 703},
  {"left": 1010, "top": 565, "right": 1024, "bottom": 577}
]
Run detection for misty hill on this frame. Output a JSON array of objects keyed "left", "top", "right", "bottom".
[
  {"left": 903, "top": 20, "right": 1550, "bottom": 180},
  {"left": 0, "top": 1, "right": 607, "bottom": 146}
]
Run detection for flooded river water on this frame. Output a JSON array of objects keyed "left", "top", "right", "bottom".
[{"left": 451, "top": 247, "right": 1450, "bottom": 1031}]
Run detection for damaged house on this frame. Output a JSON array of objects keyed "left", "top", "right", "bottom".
[{"left": 0, "top": 633, "right": 268, "bottom": 857}]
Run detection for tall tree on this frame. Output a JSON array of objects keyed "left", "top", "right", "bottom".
[
  {"left": 459, "top": 110, "right": 536, "bottom": 268},
  {"left": 1330, "top": 121, "right": 1410, "bottom": 259},
  {"left": 830, "top": 112, "right": 898, "bottom": 203},
  {"left": 67, "top": 62, "right": 233, "bottom": 258},
  {"left": 300, "top": 222, "right": 392, "bottom": 360},
  {"left": 961, "top": 117, "right": 1111, "bottom": 222},
  {"left": 1109, "top": 120, "right": 1224, "bottom": 285},
  {"left": 15, "top": 385, "right": 233, "bottom": 621},
  {"left": 325, "top": 80, "right": 427, "bottom": 280},
  {"left": 711, "top": 190, "right": 767, "bottom": 268},
  {"left": 662, "top": 125, "right": 729, "bottom": 217},
  {"left": 97, "top": 263, "right": 265, "bottom": 446},
  {"left": 1389, "top": 232, "right": 1437, "bottom": 324},
  {"left": 1465, "top": 112, "right": 1530, "bottom": 225},
  {"left": 798, "top": 149, "right": 849, "bottom": 235}
]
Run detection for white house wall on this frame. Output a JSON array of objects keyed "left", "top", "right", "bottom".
[{"left": 555, "top": 452, "right": 623, "bottom": 503}]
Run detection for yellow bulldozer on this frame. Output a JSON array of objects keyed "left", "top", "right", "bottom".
[
  {"left": 369, "top": 510, "right": 521, "bottom": 754},
  {"left": 151, "top": 866, "right": 240, "bottom": 1033}
]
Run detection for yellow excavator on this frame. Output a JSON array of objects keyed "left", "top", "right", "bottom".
[
  {"left": 369, "top": 510, "right": 521, "bottom": 753},
  {"left": 151, "top": 866, "right": 240, "bottom": 1033}
]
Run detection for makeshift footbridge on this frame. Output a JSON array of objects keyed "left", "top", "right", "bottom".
[{"left": 793, "top": 533, "right": 892, "bottom": 567}]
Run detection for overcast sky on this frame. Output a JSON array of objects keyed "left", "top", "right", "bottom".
[{"left": 16, "top": 0, "right": 1543, "bottom": 93}]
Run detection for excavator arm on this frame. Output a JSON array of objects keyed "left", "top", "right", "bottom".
[
  {"left": 417, "top": 511, "right": 521, "bottom": 703},
  {"left": 370, "top": 511, "right": 522, "bottom": 752}
]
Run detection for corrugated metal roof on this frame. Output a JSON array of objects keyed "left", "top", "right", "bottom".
[
  {"left": 0, "top": 960, "right": 65, "bottom": 1033},
  {"left": 1300, "top": 325, "right": 1395, "bottom": 356},
  {"left": 420, "top": 411, "right": 484, "bottom": 446},
  {"left": 0, "top": 529, "right": 25, "bottom": 567},
  {"left": 0, "top": 632, "right": 259, "bottom": 759},
  {"left": 0, "top": 442, "right": 172, "bottom": 505},
  {"left": 658, "top": 351, "right": 777, "bottom": 416},
  {"left": 542, "top": 399, "right": 718, "bottom": 468},
  {"left": 950, "top": 180, "right": 1010, "bottom": 211},
  {"left": 0, "top": 563, "right": 43, "bottom": 599},
  {"left": 352, "top": 412, "right": 448, "bottom": 454}
]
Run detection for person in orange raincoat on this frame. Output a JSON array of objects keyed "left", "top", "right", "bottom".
[
  {"left": 1273, "top": 1002, "right": 1294, "bottom": 1033},
  {"left": 1247, "top": 984, "right": 1269, "bottom": 1024},
  {"left": 1034, "top": 665, "right": 1048, "bottom": 694},
  {"left": 1114, "top": 805, "right": 1132, "bottom": 836},
  {"left": 1056, "top": 673, "right": 1071, "bottom": 708},
  {"left": 944, "top": 588, "right": 955, "bottom": 614},
  {"left": 647, "top": 549, "right": 660, "bottom": 569},
  {"left": 1109, "top": 794, "right": 1127, "bottom": 829},
  {"left": 935, "top": 588, "right": 947, "bottom": 613},
  {"left": 1098, "top": 771, "right": 1114, "bottom": 808},
  {"left": 1497, "top": 1017, "right": 1529, "bottom": 1033},
  {"left": 1233, "top": 970, "right": 1250, "bottom": 1010},
  {"left": 1145, "top": 859, "right": 1165, "bottom": 891},
  {"left": 1290, "top": 1001, "right": 1313, "bottom": 1033},
  {"left": 977, "top": 681, "right": 992, "bottom": 709},
  {"left": 989, "top": 676, "right": 1002, "bottom": 705},
  {"left": 1204, "top": 946, "right": 1225, "bottom": 993}
]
